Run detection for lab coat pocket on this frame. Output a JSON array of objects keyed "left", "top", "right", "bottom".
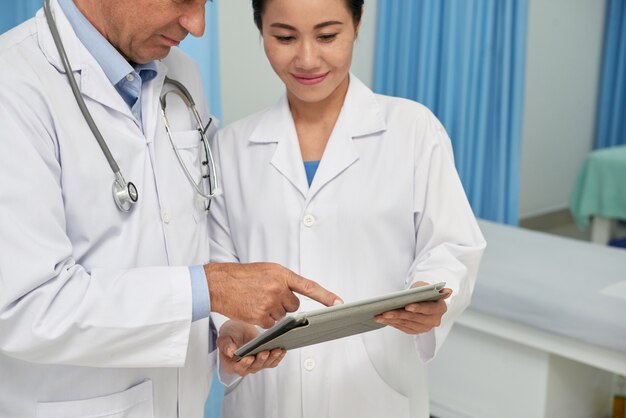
[
  {"left": 329, "top": 336, "right": 410, "bottom": 418},
  {"left": 36, "top": 380, "right": 154, "bottom": 418},
  {"left": 169, "top": 129, "right": 204, "bottom": 180}
]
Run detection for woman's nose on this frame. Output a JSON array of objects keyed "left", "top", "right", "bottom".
[{"left": 294, "top": 39, "right": 321, "bottom": 70}]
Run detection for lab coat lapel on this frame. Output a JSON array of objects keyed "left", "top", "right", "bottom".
[
  {"left": 306, "top": 75, "right": 387, "bottom": 202},
  {"left": 248, "top": 76, "right": 386, "bottom": 202},
  {"left": 35, "top": 0, "right": 136, "bottom": 120},
  {"left": 305, "top": 114, "right": 358, "bottom": 203},
  {"left": 250, "top": 95, "right": 310, "bottom": 199}
]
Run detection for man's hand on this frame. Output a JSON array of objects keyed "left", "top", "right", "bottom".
[
  {"left": 217, "top": 320, "right": 286, "bottom": 377},
  {"left": 374, "top": 281, "right": 452, "bottom": 334},
  {"left": 205, "top": 262, "right": 343, "bottom": 328}
]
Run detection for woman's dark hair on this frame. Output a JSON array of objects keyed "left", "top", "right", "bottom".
[{"left": 252, "top": 0, "right": 364, "bottom": 31}]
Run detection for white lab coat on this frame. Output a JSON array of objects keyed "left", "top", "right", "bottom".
[
  {"left": 209, "top": 75, "right": 486, "bottom": 418},
  {"left": 0, "top": 2, "right": 215, "bottom": 417}
]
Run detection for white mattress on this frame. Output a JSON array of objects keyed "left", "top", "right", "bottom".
[{"left": 470, "top": 220, "right": 626, "bottom": 353}]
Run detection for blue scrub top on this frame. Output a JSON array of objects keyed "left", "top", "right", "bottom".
[{"left": 304, "top": 160, "right": 320, "bottom": 186}]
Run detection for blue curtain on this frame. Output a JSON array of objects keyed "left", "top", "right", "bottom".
[
  {"left": 0, "top": 0, "right": 41, "bottom": 33},
  {"left": 595, "top": 0, "right": 626, "bottom": 149},
  {"left": 203, "top": 372, "right": 224, "bottom": 418},
  {"left": 374, "top": 0, "right": 528, "bottom": 225}
]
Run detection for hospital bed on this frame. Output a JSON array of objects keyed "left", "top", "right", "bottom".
[{"left": 428, "top": 220, "right": 626, "bottom": 418}]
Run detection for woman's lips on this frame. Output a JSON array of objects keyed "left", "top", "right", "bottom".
[{"left": 292, "top": 72, "right": 329, "bottom": 85}]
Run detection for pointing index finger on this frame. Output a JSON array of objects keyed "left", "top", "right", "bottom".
[{"left": 286, "top": 273, "right": 343, "bottom": 307}]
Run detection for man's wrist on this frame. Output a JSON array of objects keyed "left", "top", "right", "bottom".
[{"left": 204, "top": 263, "right": 223, "bottom": 314}]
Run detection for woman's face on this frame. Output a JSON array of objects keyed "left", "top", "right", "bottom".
[{"left": 261, "top": 0, "right": 358, "bottom": 105}]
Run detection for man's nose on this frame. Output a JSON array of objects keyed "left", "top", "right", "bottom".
[{"left": 180, "top": 3, "right": 206, "bottom": 38}]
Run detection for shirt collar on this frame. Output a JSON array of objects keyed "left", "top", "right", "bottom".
[{"left": 57, "top": 0, "right": 157, "bottom": 86}]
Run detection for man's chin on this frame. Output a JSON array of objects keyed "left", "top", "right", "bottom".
[{"left": 133, "top": 46, "right": 172, "bottom": 64}]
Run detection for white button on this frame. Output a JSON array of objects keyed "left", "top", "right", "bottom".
[
  {"left": 303, "top": 214, "right": 315, "bottom": 227},
  {"left": 126, "top": 74, "right": 135, "bottom": 82},
  {"left": 303, "top": 358, "right": 315, "bottom": 371},
  {"left": 161, "top": 211, "right": 170, "bottom": 224}
]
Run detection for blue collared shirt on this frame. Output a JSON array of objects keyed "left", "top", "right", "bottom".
[{"left": 58, "top": 0, "right": 210, "bottom": 323}]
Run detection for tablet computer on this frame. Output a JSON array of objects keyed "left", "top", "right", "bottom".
[{"left": 234, "top": 282, "right": 447, "bottom": 359}]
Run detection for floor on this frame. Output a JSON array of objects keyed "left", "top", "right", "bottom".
[
  {"left": 534, "top": 220, "right": 591, "bottom": 241},
  {"left": 519, "top": 209, "right": 626, "bottom": 245}
]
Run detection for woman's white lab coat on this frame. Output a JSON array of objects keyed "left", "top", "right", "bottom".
[
  {"left": 209, "top": 76, "right": 486, "bottom": 418},
  {"left": 0, "top": 2, "right": 215, "bottom": 417}
]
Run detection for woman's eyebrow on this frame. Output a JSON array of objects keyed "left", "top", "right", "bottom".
[
  {"left": 314, "top": 21, "right": 343, "bottom": 29},
  {"left": 269, "top": 21, "right": 344, "bottom": 30}
]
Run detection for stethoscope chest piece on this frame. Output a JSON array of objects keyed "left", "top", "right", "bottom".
[
  {"left": 112, "top": 175, "right": 138, "bottom": 212},
  {"left": 44, "top": 0, "right": 218, "bottom": 213}
]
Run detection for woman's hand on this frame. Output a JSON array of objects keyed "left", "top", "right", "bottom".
[
  {"left": 374, "top": 282, "right": 452, "bottom": 334},
  {"left": 217, "top": 320, "right": 286, "bottom": 377}
]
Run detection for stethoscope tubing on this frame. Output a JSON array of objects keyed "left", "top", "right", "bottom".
[
  {"left": 43, "top": 0, "right": 122, "bottom": 176},
  {"left": 43, "top": 0, "right": 219, "bottom": 211},
  {"left": 160, "top": 82, "right": 220, "bottom": 200}
]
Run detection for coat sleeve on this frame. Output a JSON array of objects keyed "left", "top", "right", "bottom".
[
  {"left": 207, "top": 130, "right": 240, "bottom": 332},
  {"left": 0, "top": 59, "right": 193, "bottom": 368},
  {"left": 408, "top": 110, "right": 486, "bottom": 362}
]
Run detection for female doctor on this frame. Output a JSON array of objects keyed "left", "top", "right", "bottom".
[{"left": 209, "top": 0, "right": 486, "bottom": 417}]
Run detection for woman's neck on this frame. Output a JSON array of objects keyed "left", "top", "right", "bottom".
[
  {"left": 288, "top": 75, "right": 350, "bottom": 126},
  {"left": 288, "top": 76, "right": 350, "bottom": 161}
]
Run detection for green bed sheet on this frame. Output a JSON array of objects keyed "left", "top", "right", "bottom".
[{"left": 570, "top": 145, "right": 626, "bottom": 229}]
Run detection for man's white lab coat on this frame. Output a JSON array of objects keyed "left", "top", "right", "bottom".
[{"left": 0, "top": 2, "right": 215, "bottom": 416}]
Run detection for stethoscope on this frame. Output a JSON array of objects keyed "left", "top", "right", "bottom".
[{"left": 43, "top": 0, "right": 220, "bottom": 212}]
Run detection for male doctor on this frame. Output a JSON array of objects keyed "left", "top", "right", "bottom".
[{"left": 0, "top": 0, "right": 341, "bottom": 417}]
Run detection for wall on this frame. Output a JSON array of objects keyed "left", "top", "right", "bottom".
[
  {"left": 217, "top": 0, "right": 378, "bottom": 127},
  {"left": 519, "top": 0, "right": 607, "bottom": 219}
]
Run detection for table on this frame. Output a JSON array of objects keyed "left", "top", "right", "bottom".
[{"left": 570, "top": 145, "right": 626, "bottom": 244}]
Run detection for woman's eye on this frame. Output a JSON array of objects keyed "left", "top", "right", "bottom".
[
  {"left": 275, "top": 36, "right": 295, "bottom": 43},
  {"left": 318, "top": 33, "right": 337, "bottom": 42}
]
